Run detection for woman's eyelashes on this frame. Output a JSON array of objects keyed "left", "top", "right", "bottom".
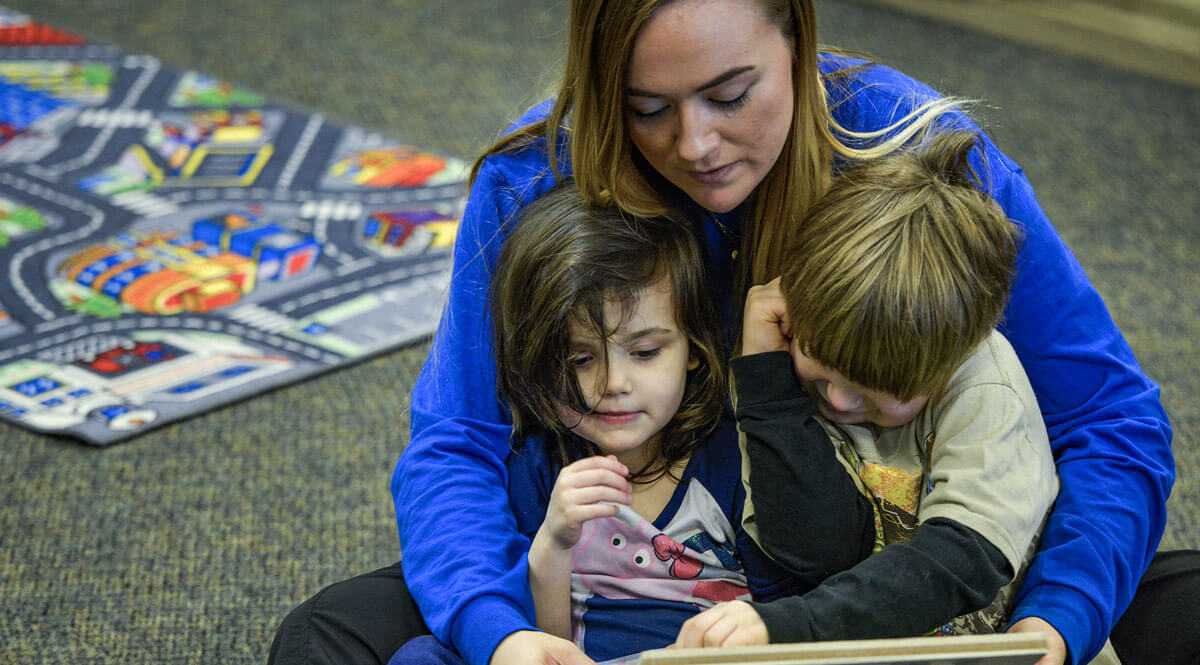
[
  {"left": 627, "top": 88, "right": 752, "bottom": 123},
  {"left": 713, "top": 89, "right": 749, "bottom": 111},
  {"left": 630, "top": 104, "right": 666, "bottom": 123}
]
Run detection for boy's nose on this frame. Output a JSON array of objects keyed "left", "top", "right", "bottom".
[{"left": 824, "top": 382, "right": 863, "bottom": 412}]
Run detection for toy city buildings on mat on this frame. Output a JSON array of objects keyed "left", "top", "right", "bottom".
[{"left": 0, "top": 7, "right": 466, "bottom": 445}]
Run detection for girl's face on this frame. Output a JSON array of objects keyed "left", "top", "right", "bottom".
[
  {"left": 625, "top": 0, "right": 795, "bottom": 214},
  {"left": 789, "top": 337, "right": 929, "bottom": 430},
  {"left": 558, "top": 279, "right": 698, "bottom": 470}
]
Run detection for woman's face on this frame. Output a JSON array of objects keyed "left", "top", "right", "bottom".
[{"left": 625, "top": 0, "right": 795, "bottom": 214}]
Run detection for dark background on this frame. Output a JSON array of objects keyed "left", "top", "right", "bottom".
[{"left": 2, "top": 2, "right": 1196, "bottom": 662}]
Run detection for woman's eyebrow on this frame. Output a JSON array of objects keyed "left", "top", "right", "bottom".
[{"left": 627, "top": 65, "right": 755, "bottom": 98}]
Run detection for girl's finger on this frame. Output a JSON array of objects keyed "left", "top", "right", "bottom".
[{"left": 564, "top": 485, "right": 632, "bottom": 508}]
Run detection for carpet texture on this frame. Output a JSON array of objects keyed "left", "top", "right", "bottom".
[{"left": 1, "top": 1, "right": 1196, "bottom": 663}]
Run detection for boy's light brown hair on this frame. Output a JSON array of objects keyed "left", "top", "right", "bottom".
[{"left": 780, "top": 131, "right": 1021, "bottom": 401}]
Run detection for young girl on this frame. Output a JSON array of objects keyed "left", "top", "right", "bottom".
[{"left": 390, "top": 181, "right": 815, "bottom": 664}]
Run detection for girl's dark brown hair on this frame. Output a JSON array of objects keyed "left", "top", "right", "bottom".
[{"left": 490, "top": 180, "right": 726, "bottom": 478}]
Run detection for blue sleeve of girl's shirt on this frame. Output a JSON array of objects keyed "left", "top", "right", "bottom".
[
  {"left": 390, "top": 105, "right": 564, "bottom": 665},
  {"left": 822, "top": 57, "right": 1174, "bottom": 664}
]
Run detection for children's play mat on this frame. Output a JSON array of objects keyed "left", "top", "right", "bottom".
[{"left": 0, "top": 8, "right": 465, "bottom": 445}]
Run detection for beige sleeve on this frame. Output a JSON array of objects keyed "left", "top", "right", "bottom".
[{"left": 919, "top": 381, "right": 1059, "bottom": 573}]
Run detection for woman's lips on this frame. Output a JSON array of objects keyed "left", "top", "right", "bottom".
[{"left": 687, "top": 162, "right": 736, "bottom": 184}]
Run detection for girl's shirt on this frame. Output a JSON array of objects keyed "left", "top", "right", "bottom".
[
  {"left": 507, "top": 419, "right": 806, "bottom": 662},
  {"left": 393, "top": 53, "right": 1173, "bottom": 665}
]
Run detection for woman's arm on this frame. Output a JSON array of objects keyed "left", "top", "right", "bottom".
[
  {"left": 391, "top": 119, "right": 564, "bottom": 665},
  {"left": 981, "top": 143, "right": 1173, "bottom": 664},
  {"left": 825, "top": 61, "right": 1174, "bottom": 663}
]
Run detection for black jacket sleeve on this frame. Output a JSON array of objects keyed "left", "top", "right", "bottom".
[
  {"left": 732, "top": 352, "right": 875, "bottom": 586},
  {"left": 751, "top": 517, "right": 1012, "bottom": 642}
]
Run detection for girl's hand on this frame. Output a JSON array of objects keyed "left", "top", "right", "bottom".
[
  {"left": 673, "top": 601, "right": 769, "bottom": 648},
  {"left": 540, "top": 455, "right": 632, "bottom": 552},
  {"left": 1007, "top": 617, "right": 1067, "bottom": 665},
  {"left": 740, "top": 277, "right": 792, "bottom": 357}
]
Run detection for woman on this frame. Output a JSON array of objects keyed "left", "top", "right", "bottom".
[{"left": 270, "top": 2, "right": 1188, "bottom": 664}]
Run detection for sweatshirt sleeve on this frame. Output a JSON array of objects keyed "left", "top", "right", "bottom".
[
  {"left": 824, "top": 60, "right": 1174, "bottom": 664},
  {"left": 390, "top": 112, "right": 562, "bottom": 665},
  {"left": 752, "top": 517, "right": 1010, "bottom": 642},
  {"left": 982, "top": 144, "right": 1173, "bottom": 665},
  {"left": 731, "top": 352, "right": 875, "bottom": 585}
]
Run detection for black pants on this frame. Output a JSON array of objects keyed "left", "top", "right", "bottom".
[
  {"left": 269, "top": 550, "right": 1200, "bottom": 665},
  {"left": 1110, "top": 550, "right": 1200, "bottom": 665},
  {"left": 268, "top": 562, "right": 426, "bottom": 665}
]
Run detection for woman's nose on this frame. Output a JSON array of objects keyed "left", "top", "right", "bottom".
[{"left": 676, "top": 103, "right": 719, "bottom": 163}]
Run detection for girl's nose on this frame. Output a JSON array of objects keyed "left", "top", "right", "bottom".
[{"left": 603, "top": 362, "right": 633, "bottom": 396}]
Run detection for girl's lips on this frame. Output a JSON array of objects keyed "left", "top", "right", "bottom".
[
  {"left": 687, "top": 162, "right": 736, "bottom": 184},
  {"left": 594, "top": 411, "right": 639, "bottom": 425}
]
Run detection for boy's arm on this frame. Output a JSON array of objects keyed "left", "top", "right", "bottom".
[
  {"left": 751, "top": 340, "right": 1054, "bottom": 643},
  {"left": 732, "top": 351, "right": 875, "bottom": 585},
  {"left": 751, "top": 517, "right": 1010, "bottom": 641}
]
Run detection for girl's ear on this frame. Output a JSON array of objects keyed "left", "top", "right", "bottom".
[{"left": 687, "top": 347, "right": 700, "bottom": 371}]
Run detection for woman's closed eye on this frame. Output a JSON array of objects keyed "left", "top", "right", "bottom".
[
  {"left": 711, "top": 89, "right": 750, "bottom": 111},
  {"left": 629, "top": 102, "right": 667, "bottom": 123},
  {"left": 570, "top": 351, "right": 595, "bottom": 369},
  {"left": 628, "top": 89, "right": 749, "bottom": 124}
]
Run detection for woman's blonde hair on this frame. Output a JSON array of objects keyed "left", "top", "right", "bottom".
[
  {"left": 490, "top": 180, "right": 726, "bottom": 479},
  {"left": 473, "top": 0, "right": 965, "bottom": 297},
  {"left": 780, "top": 131, "right": 1021, "bottom": 401}
]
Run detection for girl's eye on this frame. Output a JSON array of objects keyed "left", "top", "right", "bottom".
[
  {"left": 633, "top": 348, "right": 661, "bottom": 360},
  {"left": 570, "top": 353, "right": 594, "bottom": 368}
]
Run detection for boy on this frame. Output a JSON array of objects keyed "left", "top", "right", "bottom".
[{"left": 683, "top": 131, "right": 1064, "bottom": 648}]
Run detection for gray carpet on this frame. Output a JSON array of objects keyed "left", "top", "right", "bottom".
[{"left": 1, "top": 1, "right": 1196, "bottom": 663}]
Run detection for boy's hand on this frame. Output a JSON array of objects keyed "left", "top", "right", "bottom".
[
  {"left": 539, "top": 455, "right": 632, "bottom": 551},
  {"left": 740, "top": 277, "right": 791, "bottom": 357},
  {"left": 673, "top": 601, "right": 769, "bottom": 648}
]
